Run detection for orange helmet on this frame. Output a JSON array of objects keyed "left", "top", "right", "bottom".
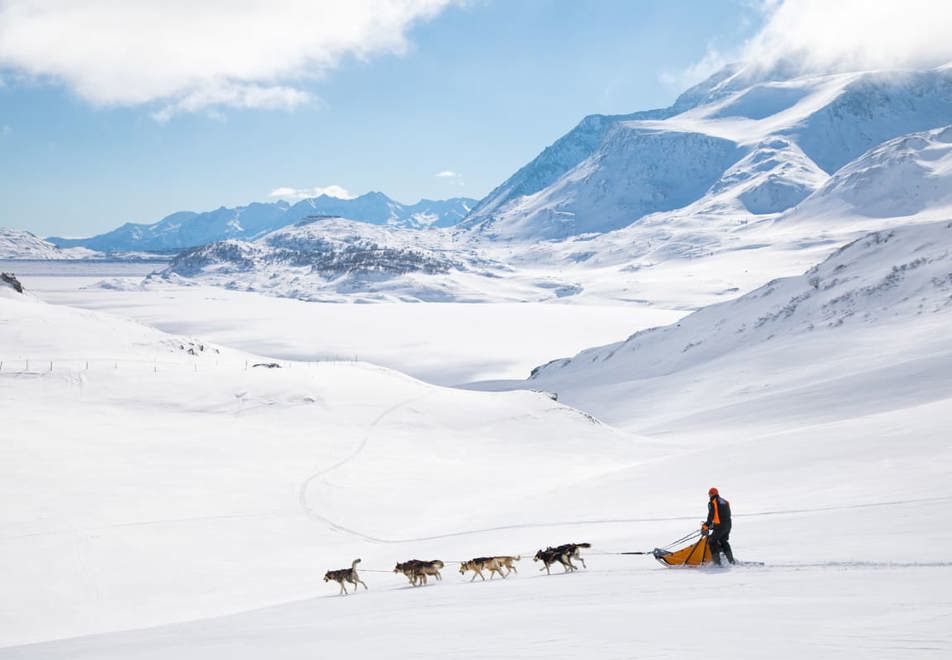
[{"left": 708, "top": 487, "right": 718, "bottom": 497}]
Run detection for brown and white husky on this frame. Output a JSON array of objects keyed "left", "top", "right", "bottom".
[{"left": 324, "top": 559, "right": 368, "bottom": 595}]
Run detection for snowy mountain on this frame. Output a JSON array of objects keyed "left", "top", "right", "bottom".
[
  {"left": 157, "top": 216, "right": 512, "bottom": 302},
  {"left": 48, "top": 193, "right": 477, "bottom": 253},
  {"left": 459, "top": 65, "right": 952, "bottom": 240},
  {"left": 0, "top": 227, "right": 101, "bottom": 259}
]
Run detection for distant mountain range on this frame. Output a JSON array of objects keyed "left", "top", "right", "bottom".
[{"left": 47, "top": 193, "right": 477, "bottom": 253}]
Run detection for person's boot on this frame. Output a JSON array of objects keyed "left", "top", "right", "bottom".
[{"left": 723, "top": 542, "right": 736, "bottom": 565}]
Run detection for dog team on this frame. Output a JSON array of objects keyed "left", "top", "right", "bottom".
[{"left": 323, "top": 542, "right": 591, "bottom": 595}]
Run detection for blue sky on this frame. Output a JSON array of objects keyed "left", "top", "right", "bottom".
[{"left": 0, "top": 1, "right": 768, "bottom": 237}]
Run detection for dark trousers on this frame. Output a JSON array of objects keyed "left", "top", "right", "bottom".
[{"left": 709, "top": 525, "right": 734, "bottom": 564}]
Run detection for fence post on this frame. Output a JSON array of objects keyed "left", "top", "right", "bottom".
[{"left": 49, "top": 360, "right": 53, "bottom": 372}]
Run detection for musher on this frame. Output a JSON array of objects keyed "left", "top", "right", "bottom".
[{"left": 703, "top": 487, "right": 735, "bottom": 565}]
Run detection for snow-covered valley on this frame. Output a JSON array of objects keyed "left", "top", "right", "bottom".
[{"left": 2, "top": 216, "right": 951, "bottom": 657}]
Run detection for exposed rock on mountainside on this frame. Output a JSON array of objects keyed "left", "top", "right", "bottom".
[
  {"left": 1, "top": 272, "right": 24, "bottom": 293},
  {"left": 168, "top": 216, "right": 464, "bottom": 278}
]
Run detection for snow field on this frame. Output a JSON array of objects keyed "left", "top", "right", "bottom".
[{"left": 2, "top": 284, "right": 951, "bottom": 657}]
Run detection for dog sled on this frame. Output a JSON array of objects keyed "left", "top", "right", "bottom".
[
  {"left": 622, "top": 529, "right": 762, "bottom": 568},
  {"left": 651, "top": 533, "right": 713, "bottom": 567}
]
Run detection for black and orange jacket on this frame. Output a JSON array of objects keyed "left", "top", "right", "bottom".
[{"left": 706, "top": 495, "right": 732, "bottom": 529}]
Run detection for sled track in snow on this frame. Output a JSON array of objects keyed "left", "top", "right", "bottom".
[
  {"left": 296, "top": 393, "right": 435, "bottom": 543},
  {"left": 297, "top": 400, "right": 952, "bottom": 544}
]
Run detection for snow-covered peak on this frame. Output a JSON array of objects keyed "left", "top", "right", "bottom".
[{"left": 460, "top": 64, "right": 952, "bottom": 241}]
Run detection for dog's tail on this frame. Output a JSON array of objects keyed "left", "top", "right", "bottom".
[
  {"left": 352, "top": 558, "right": 362, "bottom": 569},
  {"left": 577, "top": 543, "right": 591, "bottom": 549}
]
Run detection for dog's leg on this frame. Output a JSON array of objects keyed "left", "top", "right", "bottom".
[
  {"left": 578, "top": 556, "right": 587, "bottom": 569},
  {"left": 357, "top": 577, "right": 368, "bottom": 590},
  {"left": 339, "top": 581, "right": 347, "bottom": 596}
]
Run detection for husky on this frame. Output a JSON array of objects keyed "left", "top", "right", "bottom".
[
  {"left": 393, "top": 559, "right": 445, "bottom": 586},
  {"left": 459, "top": 555, "right": 521, "bottom": 582},
  {"left": 323, "top": 559, "right": 368, "bottom": 595},
  {"left": 533, "top": 543, "right": 591, "bottom": 574},
  {"left": 494, "top": 555, "right": 521, "bottom": 576}
]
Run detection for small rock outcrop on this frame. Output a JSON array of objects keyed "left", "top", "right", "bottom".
[{"left": 1, "top": 272, "right": 24, "bottom": 293}]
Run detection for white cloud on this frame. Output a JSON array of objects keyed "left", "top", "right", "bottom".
[
  {"left": 269, "top": 185, "right": 354, "bottom": 201},
  {"left": 665, "top": 0, "right": 952, "bottom": 91},
  {"left": 744, "top": 0, "right": 952, "bottom": 72},
  {"left": 0, "top": 1, "right": 455, "bottom": 119},
  {"left": 435, "top": 170, "right": 459, "bottom": 178},
  {"left": 151, "top": 83, "right": 314, "bottom": 123}
]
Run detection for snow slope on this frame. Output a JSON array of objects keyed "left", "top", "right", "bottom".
[
  {"left": 520, "top": 220, "right": 952, "bottom": 433},
  {"left": 0, "top": 289, "right": 650, "bottom": 646},
  {"left": 791, "top": 125, "right": 952, "bottom": 221},
  {"left": 0, "top": 228, "right": 101, "bottom": 260},
  {"left": 48, "top": 194, "right": 477, "bottom": 253}
]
